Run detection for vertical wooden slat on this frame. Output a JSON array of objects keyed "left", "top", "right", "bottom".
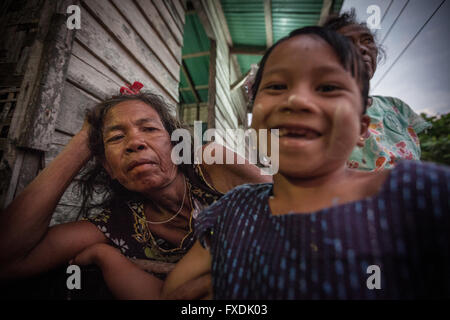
[
  {"left": 263, "top": 0, "right": 273, "bottom": 47},
  {"left": 318, "top": 0, "right": 334, "bottom": 26},
  {"left": 207, "top": 40, "right": 217, "bottom": 129},
  {"left": 8, "top": 0, "right": 54, "bottom": 145},
  {"left": 17, "top": 5, "right": 77, "bottom": 150}
]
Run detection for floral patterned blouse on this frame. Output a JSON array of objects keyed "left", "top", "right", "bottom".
[
  {"left": 84, "top": 164, "right": 223, "bottom": 269},
  {"left": 347, "top": 96, "right": 431, "bottom": 171}
]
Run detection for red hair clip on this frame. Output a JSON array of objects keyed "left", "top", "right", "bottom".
[{"left": 120, "top": 81, "right": 144, "bottom": 95}]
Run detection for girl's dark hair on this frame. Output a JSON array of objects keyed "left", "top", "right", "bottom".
[
  {"left": 323, "top": 9, "right": 386, "bottom": 66},
  {"left": 250, "top": 26, "right": 370, "bottom": 113},
  {"left": 76, "top": 92, "right": 197, "bottom": 218}
]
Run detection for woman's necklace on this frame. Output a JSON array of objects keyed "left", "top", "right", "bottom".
[{"left": 145, "top": 176, "right": 187, "bottom": 225}]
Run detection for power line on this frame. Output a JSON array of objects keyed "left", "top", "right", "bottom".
[
  {"left": 380, "top": 0, "right": 409, "bottom": 45},
  {"left": 380, "top": 0, "right": 394, "bottom": 25},
  {"left": 373, "top": 0, "right": 446, "bottom": 91}
]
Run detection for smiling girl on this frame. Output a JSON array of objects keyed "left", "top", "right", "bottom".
[{"left": 73, "top": 26, "right": 449, "bottom": 299}]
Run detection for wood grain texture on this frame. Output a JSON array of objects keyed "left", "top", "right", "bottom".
[
  {"left": 152, "top": 0, "right": 184, "bottom": 46},
  {"left": 75, "top": 6, "right": 177, "bottom": 105},
  {"left": 56, "top": 80, "right": 99, "bottom": 135},
  {"left": 111, "top": 0, "right": 180, "bottom": 80},
  {"left": 134, "top": 0, "right": 182, "bottom": 63}
]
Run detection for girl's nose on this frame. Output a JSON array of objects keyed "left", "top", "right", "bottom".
[{"left": 279, "top": 90, "right": 319, "bottom": 114}]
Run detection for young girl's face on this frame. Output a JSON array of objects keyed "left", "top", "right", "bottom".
[{"left": 251, "top": 34, "right": 369, "bottom": 178}]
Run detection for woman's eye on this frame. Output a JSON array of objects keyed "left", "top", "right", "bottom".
[
  {"left": 317, "top": 84, "right": 340, "bottom": 92},
  {"left": 143, "top": 127, "right": 156, "bottom": 132},
  {"left": 362, "top": 37, "right": 374, "bottom": 44},
  {"left": 106, "top": 135, "right": 124, "bottom": 143}
]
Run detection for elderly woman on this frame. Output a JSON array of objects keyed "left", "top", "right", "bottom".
[
  {"left": 0, "top": 91, "right": 270, "bottom": 296},
  {"left": 324, "top": 10, "right": 431, "bottom": 171}
]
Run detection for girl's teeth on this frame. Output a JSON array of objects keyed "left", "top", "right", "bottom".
[
  {"left": 306, "top": 131, "right": 318, "bottom": 139},
  {"left": 278, "top": 128, "right": 317, "bottom": 138}
]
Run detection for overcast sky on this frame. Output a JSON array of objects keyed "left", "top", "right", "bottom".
[{"left": 340, "top": 0, "right": 450, "bottom": 115}]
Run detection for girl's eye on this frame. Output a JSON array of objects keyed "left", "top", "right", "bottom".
[
  {"left": 317, "top": 84, "right": 340, "bottom": 93},
  {"left": 265, "top": 84, "right": 287, "bottom": 90}
]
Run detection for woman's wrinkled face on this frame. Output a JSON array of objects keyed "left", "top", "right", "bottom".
[
  {"left": 337, "top": 24, "right": 378, "bottom": 79},
  {"left": 251, "top": 34, "right": 369, "bottom": 178},
  {"left": 101, "top": 100, "right": 176, "bottom": 193}
]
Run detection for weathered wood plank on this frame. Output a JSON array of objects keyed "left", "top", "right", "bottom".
[
  {"left": 215, "top": 81, "right": 238, "bottom": 127},
  {"left": 201, "top": 0, "right": 228, "bottom": 47},
  {"left": 56, "top": 80, "right": 99, "bottom": 135},
  {"left": 71, "top": 40, "right": 124, "bottom": 87},
  {"left": 134, "top": 0, "right": 182, "bottom": 64},
  {"left": 81, "top": 0, "right": 178, "bottom": 102},
  {"left": 152, "top": 0, "right": 184, "bottom": 46},
  {"left": 67, "top": 52, "right": 119, "bottom": 100},
  {"left": 75, "top": 7, "right": 177, "bottom": 105},
  {"left": 173, "top": 0, "right": 186, "bottom": 25},
  {"left": 14, "top": 150, "right": 42, "bottom": 196},
  {"left": 180, "top": 0, "right": 187, "bottom": 11},
  {"left": 111, "top": 0, "right": 180, "bottom": 80},
  {"left": 16, "top": 7, "right": 77, "bottom": 151},
  {"left": 207, "top": 40, "right": 217, "bottom": 129},
  {"left": 0, "top": 92, "right": 15, "bottom": 124},
  {"left": 212, "top": 0, "right": 233, "bottom": 46},
  {"left": 264, "top": 0, "right": 273, "bottom": 47},
  {"left": 163, "top": 0, "right": 184, "bottom": 32},
  {"left": 192, "top": 0, "right": 215, "bottom": 39},
  {"left": 50, "top": 203, "right": 81, "bottom": 226},
  {"left": 52, "top": 129, "right": 73, "bottom": 146}
]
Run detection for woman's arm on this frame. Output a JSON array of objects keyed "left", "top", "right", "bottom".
[
  {"left": 0, "top": 123, "right": 95, "bottom": 270},
  {"left": 73, "top": 243, "right": 164, "bottom": 299},
  {"left": 73, "top": 241, "right": 212, "bottom": 300},
  {"left": 200, "top": 143, "right": 272, "bottom": 194}
]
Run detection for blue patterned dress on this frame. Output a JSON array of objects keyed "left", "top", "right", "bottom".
[{"left": 195, "top": 161, "right": 450, "bottom": 299}]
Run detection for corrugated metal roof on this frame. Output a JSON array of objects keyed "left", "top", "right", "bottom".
[
  {"left": 179, "top": 0, "right": 344, "bottom": 104},
  {"left": 222, "top": 0, "right": 343, "bottom": 73}
]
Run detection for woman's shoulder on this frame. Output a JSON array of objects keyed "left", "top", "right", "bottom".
[{"left": 370, "top": 95, "right": 417, "bottom": 117}]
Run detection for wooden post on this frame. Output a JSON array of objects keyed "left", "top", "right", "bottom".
[
  {"left": 318, "top": 0, "right": 334, "bottom": 26},
  {"left": 16, "top": 0, "right": 78, "bottom": 151},
  {"left": 263, "top": 0, "right": 273, "bottom": 47},
  {"left": 207, "top": 40, "right": 217, "bottom": 129}
]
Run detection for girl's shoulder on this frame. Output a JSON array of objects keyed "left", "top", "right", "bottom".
[
  {"left": 383, "top": 160, "right": 449, "bottom": 196},
  {"left": 391, "top": 160, "right": 449, "bottom": 177},
  {"left": 215, "top": 182, "right": 273, "bottom": 199}
]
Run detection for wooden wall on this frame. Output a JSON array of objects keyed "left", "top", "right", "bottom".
[{"left": 0, "top": 0, "right": 187, "bottom": 225}]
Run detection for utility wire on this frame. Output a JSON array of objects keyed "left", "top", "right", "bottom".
[
  {"left": 373, "top": 0, "right": 446, "bottom": 91},
  {"left": 381, "top": 0, "right": 410, "bottom": 45},
  {"left": 380, "top": 0, "right": 394, "bottom": 25}
]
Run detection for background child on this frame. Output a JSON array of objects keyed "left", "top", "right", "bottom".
[
  {"left": 324, "top": 10, "right": 432, "bottom": 171},
  {"left": 73, "top": 26, "right": 449, "bottom": 300}
]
